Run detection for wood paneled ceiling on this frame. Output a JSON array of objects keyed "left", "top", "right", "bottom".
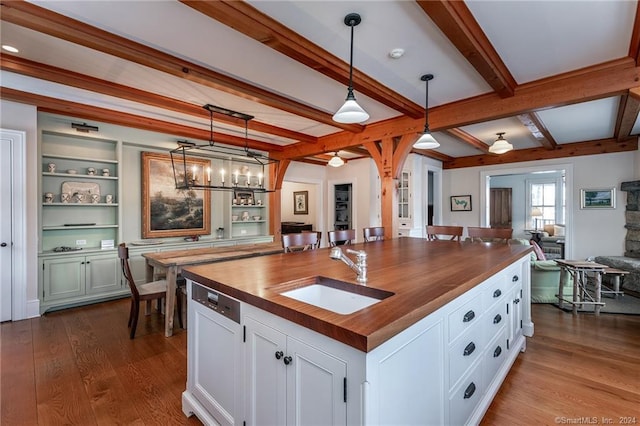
[{"left": 1, "top": 0, "right": 639, "bottom": 168}]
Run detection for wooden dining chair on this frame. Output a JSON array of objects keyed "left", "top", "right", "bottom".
[
  {"left": 119, "top": 243, "right": 174, "bottom": 339},
  {"left": 467, "top": 227, "right": 513, "bottom": 243},
  {"left": 327, "top": 229, "right": 356, "bottom": 247},
  {"left": 281, "top": 232, "right": 320, "bottom": 253},
  {"left": 427, "top": 225, "right": 463, "bottom": 241},
  {"left": 363, "top": 226, "right": 385, "bottom": 242}
]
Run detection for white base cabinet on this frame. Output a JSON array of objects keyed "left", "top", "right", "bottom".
[{"left": 183, "top": 255, "right": 532, "bottom": 426}]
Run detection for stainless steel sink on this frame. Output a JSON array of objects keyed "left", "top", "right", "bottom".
[{"left": 280, "top": 276, "right": 394, "bottom": 315}]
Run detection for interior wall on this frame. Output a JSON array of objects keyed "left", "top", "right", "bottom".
[
  {"left": 1, "top": 100, "right": 39, "bottom": 315},
  {"left": 281, "top": 181, "right": 317, "bottom": 229},
  {"left": 443, "top": 151, "right": 634, "bottom": 260}
]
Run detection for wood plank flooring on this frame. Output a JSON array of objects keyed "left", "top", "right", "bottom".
[{"left": 2, "top": 298, "right": 639, "bottom": 425}]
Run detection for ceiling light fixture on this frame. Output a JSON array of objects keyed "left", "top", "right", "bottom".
[
  {"left": 413, "top": 74, "right": 440, "bottom": 149},
  {"left": 328, "top": 152, "right": 345, "bottom": 168},
  {"left": 332, "top": 13, "right": 369, "bottom": 124},
  {"left": 1, "top": 45, "right": 19, "bottom": 53},
  {"left": 489, "top": 132, "right": 514, "bottom": 154},
  {"left": 169, "top": 104, "right": 279, "bottom": 193}
]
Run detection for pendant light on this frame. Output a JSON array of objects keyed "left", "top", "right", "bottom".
[
  {"left": 489, "top": 132, "right": 513, "bottom": 154},
  {"left": 413, "top": 74, "right": 440, "bottom": 149},
  {"left": 333, "top": 13, "right": 369, "bottom": 124},
  {"left": 328, "top": 152, "right": 345, "bottom": 167}
]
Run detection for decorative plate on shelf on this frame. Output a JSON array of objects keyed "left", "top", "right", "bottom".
[
  {"left": 130, "top": 239, "right": 164, "bottom": 246},
  {"left": 61, "top": 181, "right": 100, "bottom": 203}
]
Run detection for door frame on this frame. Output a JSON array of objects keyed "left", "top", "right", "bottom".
[
  {"left": 0, "top": 129, "right": 27, "bottom": 321},
  {"left": 328, "top": 179, "right": 357, "bottom": 239},
  {"left": 480, "top": 163, "right": 573, "bottom": 259}
]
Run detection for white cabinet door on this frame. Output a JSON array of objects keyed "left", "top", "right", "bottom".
[
  {"left": 86, "top": 253, "right": 120, "bottom": 294},
  {"left": 286, "top": 336, "right": 347, "bottom": 426},
  {"left": 244, "top": 315, "right": 287, "bottom": 426},
  {"left": 508, "top": 283, "right": 523, "bottom": 350},
  {"left": 42, "top": 256, "right": 85, "bottom": 301},
  {"left": 244, "top": 315, "right": 347, "bottom": 426}
]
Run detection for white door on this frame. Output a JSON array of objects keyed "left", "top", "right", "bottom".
[{"left": 0, "top": 136, "right": 12, "bottom": 321}]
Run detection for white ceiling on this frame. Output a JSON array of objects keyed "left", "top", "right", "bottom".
[{"left": 1, "top": 0, "right": 638, "bottom": 160}]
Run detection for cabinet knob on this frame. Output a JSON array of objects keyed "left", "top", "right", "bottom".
[
  {"left": 275, "top": 351, "right": 283, "bottom": 360},
  {"left": 463, "top": 342, "right": 476, "bottom": 356},
  {"left": 462, "top": 310, "right": 475, "bottom": 323},
  {"left": 283, "top": 356, "right": 293, "bottom": 365},
  {"left": 513, "top": 298, "right": 520, "bottom": 304},
  {"left": 0, "top": 242, "right": 7, "bottom": 247},
  {"left": 512, "top": 275, "right": 519, "bottom": 282},
  {"left": 493, "top": 314, "right": 502, "bottom": 324},
  {"left": 493, "top": 289, "right": 502, "bottom": 298},
  {"left": 463, "top": 382, "right": 476, "bottom": 399}
]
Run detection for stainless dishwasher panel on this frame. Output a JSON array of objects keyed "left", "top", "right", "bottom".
[{"left": 192, "top": 283, "right": 241, "bottom": 324}]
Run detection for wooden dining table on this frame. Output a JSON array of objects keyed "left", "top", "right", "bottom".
[{"left": 143, "top": 241, "right": 283, "bottom": 336}]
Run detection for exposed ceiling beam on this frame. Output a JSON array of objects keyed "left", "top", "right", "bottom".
[
  {"left": 0, "top": 54, "right": 317, "bottom": 144},
  {"left": 445, "top": 128, "right": 489, "bottom": 153},
  {"left": 341, "top": 146, "right": 371, "bottom": 157},
  {"left": 417, "top": 0, "right": 516, "bottom": 98},
  {"left": 295, "top": 158, "right": 328, "bottom": 167},
  {"left": 615, "top": 88, "right": 640, "bottom": 141},
  {"left": 0, "top": 1, "right": 363, "bottom": 133},
  {"left": 180, "top": 0, "right": 423, "bottom": 119},
  {"left": 517, "top": 113, "right": 557, "bottom": 149},
  {"left": 411, "top": 148, "right": 454, "bottom": 163},
  {"left": 282, "top": 58, "right": 640, "bottom": 159},
  {"left": 628, "top": 2, "right": 640, "bottom": 66},
  {"left": 443, "top": 138, "right": 637, "bottom": 169},
  {"left": 0, "top": 87, "right": 284, "bottom": 152}
]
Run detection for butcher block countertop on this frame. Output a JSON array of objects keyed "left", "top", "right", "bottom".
[{"left": 182, "top": 238, "right": 531, "bottom": 352}]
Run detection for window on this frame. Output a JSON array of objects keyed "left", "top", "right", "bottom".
[{"left": 527, "top": 175, "right": 565, "bottom": 230}]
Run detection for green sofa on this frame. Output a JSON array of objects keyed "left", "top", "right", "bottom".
[{"left": 509, "top": 239, "right": 572, "bottom": 303}]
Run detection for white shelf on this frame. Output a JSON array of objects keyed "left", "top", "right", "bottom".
[
  {"left": 42, "top": 172, "right": 118, "bottom": 180},
  {"left": 43, "top": 203, "right": 119, "bottom": 207},
  {"left": 42, "top": 153, "right": 118, "bottom": 164},
  {"left": 43, "top": 224, "right": 119, "bottom": 231}
]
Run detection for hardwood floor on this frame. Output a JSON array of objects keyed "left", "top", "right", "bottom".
[{"left": 2, "top": 299, "right": 639, "bottom": 425}]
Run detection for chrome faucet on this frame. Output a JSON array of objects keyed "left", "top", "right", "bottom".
[{"left": 329, "top": 247, "right": 367, "bottom": 284}]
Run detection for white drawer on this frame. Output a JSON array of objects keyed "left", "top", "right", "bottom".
[
  {"left": 483, "top": 275, "right": 507, "bottom": 309},
  {"left": 449, "top": 361, "right": 484, "bottom": 426},
  {"left": 504, "top": 263, "right": 522, "bottom": 291},
  {"left": 484, "top": 300, "right": 507, "bottom": 343},
  {"left": 483, "top": 327, "right": 508, "bottom": 390},
  {"left": 449, "top": 327, "right": 486, "bottom": 390},
  {"left": 448, "top": 297, "right": 483, "bottom": 343}
]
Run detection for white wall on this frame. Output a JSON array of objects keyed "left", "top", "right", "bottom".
[
  {"left": 443, "top": 152, "right": 635, "bottom": 260},
  {"left": 1, "top": 100, "right": 39, "bottom": 314},
  {"left": 281, "top": 181, "right": 318, "bottom": 228}
]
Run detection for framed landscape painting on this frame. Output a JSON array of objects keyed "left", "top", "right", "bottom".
[
  {"left": 141, "top": 152, "right": 211, "bottom": 238},
  {"left": 580, "top": 188, "right": 616, "bottom": 209},
  {"left": 450, "top": 195, "right": 472, "bottom": 211}
]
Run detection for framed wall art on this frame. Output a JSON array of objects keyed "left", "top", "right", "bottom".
[
  {"left": 450, "top": 195, "right": 472, "bottom": 211},
  {"left": 141, "top": 151, "right": 211, "bottom": 238},
  {"left": 580, "top": 188, "right": 616, "bottom": 209},
  {"left": 293, "top": 190, "right": 308, "bottom": 215}
]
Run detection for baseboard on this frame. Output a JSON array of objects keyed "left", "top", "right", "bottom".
[{"left": 26, "top": 298, "right": 40, "bottom": 319}]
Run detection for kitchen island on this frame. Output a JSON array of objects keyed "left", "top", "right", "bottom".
[{"left": 181, "top": 238, "right": 533, "bottom": 426}]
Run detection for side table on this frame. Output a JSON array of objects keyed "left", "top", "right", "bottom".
[{"left": 556, "top": 260, "right": 608, "bottom": 315}]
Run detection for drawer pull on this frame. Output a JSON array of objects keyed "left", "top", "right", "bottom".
[
  {"left": 275, "top": 351, "right": 283, "bottom": 360},
  {"left": 463, "top": 342, "right": 476, "bottom": 356},
  {"left": 493, "top": 314, "right": 502, "bottom": 324},
  {"left": 283, "top": 356, "right": 293, "bottom": 365},
  {"left": 462, "top": 310, "right": 475, "bottom": 323},
  {"left": 512, "top": 275, "right": 519, "bottom": 282},
  {"left": 493, "top": 346, "right": 502, "bottom": 358},
  {"left": 513, "top": 298, "right": 521, "bottom": 304},
  {"left": 463, "top": 382, "right": 476, "bottom": 399},
  {"left": 493, "top": 289, "right": 502, "bottom": 298}
]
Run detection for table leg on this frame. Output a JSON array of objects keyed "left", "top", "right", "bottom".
[
  {"left": 164, "top": 265, "right": 177, "bottom": 337},
  {"left": 558, "top": 267, "right": 567, "bottom": 309},
  {"left": 572, "top": 269, "right": 579, "bottom": 315},
  {"left": 594, "top": 272, "right": 602, "bottom": 315},
  {"left": 145, "top": 261, "right": 153, "bottom": 284}
]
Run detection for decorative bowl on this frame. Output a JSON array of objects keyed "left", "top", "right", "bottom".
[
  {"left": 252, "top": 215, "right": 261, "bottom": 221},
  {"left": 232, "top": 215, "right": 239, "bottom": 221}
]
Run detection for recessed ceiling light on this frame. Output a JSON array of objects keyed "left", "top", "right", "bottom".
[
  {"left": 389, "top": 48, "right": 405, "bottom": 59},
  {"left": 2, "top": 45, "right": 19, "bottom": 53}
]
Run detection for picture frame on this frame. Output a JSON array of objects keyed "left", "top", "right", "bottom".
[
  {"left": 450, "top": 195, "right": 472, "bottom": 211},
  {"left": 293, "top": 190, "right": 309, "bottom": 215},
  {"left": 141, "top": 151, "right": 211, "bottom": 238},
  {"left": 580, "top": 188, "right": 616, "bottom": 209}
]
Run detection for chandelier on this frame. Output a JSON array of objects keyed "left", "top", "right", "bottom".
[{"left": 170, "top": 104, "right": 279, "bottom": 193}]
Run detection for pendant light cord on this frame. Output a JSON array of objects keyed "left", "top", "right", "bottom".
[{"left": 347, "top": 20, "right": 355, "bottom": 96}]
